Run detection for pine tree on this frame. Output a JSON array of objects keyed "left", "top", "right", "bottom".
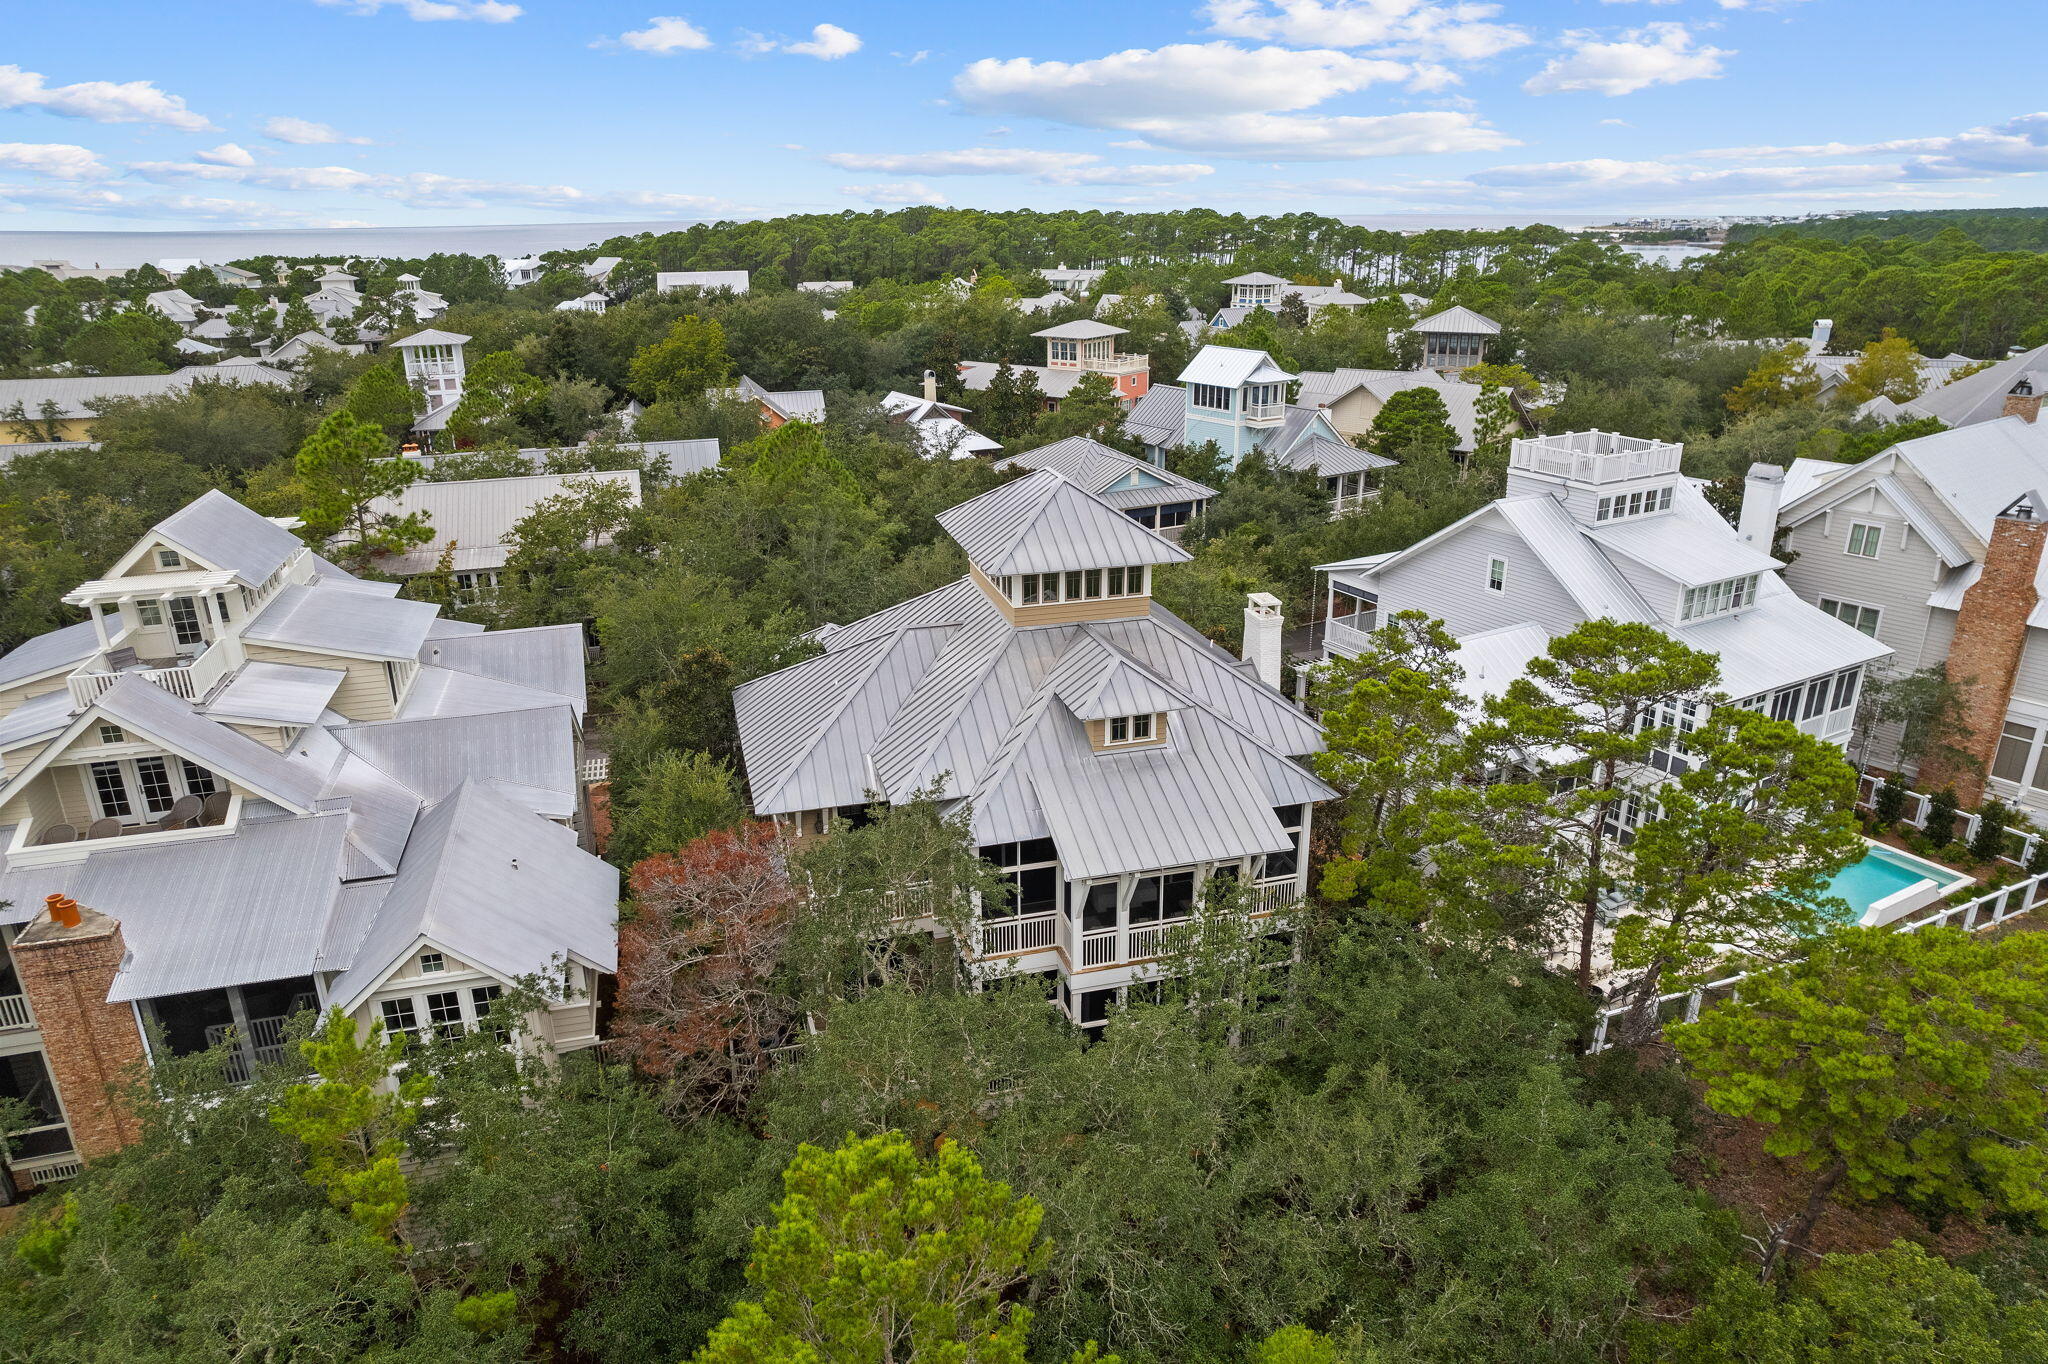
[{"left": 295, "top": 410, "right": 431, "bottom": 563}]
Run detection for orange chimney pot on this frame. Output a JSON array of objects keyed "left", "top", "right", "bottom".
[{"left": 45, "top": 893, "right": 81, "bottom": 929}]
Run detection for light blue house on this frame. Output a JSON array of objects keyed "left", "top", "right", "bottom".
[{"left": 1123, "top": 344, "right": 1395, "bottom": 515}]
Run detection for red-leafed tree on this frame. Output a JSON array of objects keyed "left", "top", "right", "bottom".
[{"left": 614, "top": 821, "right": 801, "bottom": 1115}]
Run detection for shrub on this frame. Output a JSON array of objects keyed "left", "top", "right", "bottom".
[
  {"left": 1874, "top": 770, "right": 1908, "bottom": 826},
  {"left": 1924, "top": 787, "right": 1959, "bottom": 846},
  {"left": 1940, "top": 842, "right": 1973, "bottom": 866},
  {"left": 1971, "top": 799, "right": 2011, "bottom": 863}
]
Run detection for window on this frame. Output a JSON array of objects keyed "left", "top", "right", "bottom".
[
  {"left": 471, "top": 985, "right": 508, "bottom": 1041},
  {"left": 1846, "top": 522, "right": 1883, "bottom": 558},
  {"left": 179, "top": 761, "right": 217, "bottom": 796},
  {"left": 98, "top": 724, "right": 125, "bottom": 745},
  {"left": 1818, "top": 597, "right": 1881, "bottom": 635},
  {"left": 1595, "top": 486, "right": 1673, "bottom": 522},
  {"left": 1191, "top": 383, "right": 1232, "bottom": 412},
  {"left": 1832, "top": 666, "right": 1862, "bottom": 712},
  {"left": 1080, "top": 881, "right": 1118, "bottom": 932},
  {"left": 213, "top": 592, "right": 231, "bottom": 626},
  {"left": 134, "top": 757, "right": 175, "bottom": 815},
  {"left": 1105, "top": 713, "right": 1156, "bottom": 746},
  {"left": 419, "top": 952, "right": 446, "bottom": 974},
  {"left": 155, "top": 548, "right": 182, "bottom": 569},
  {"left": 1263, "top": 804, "right": 1306, "bottom": 881},
  {"left": 1995, "top": 721, "right": 2039, "bottom": 784},
  {"left": 89, "top": 761, "right": 133, "bottom": 818},
  {"left": 426, "top": 991, "right": 465, "bottom": 1037},
  {"left": 1048, "top": 339, "right": 1078, "bottom": 363},
  {"left": 1486, "top": 557, "right": 1506, "bottom": 593},
  {"left": 1156, "top": 502, "right": 1194, "bottom": 529},
  {"left": 1769, "top": 687, "right": 1800, "bottom": 722},
  {"left": 379, "top": 998, "right": 419, "bottom": 1043},
  {"left": 1803, "top": 677, "right": 1830, "bottom": 721},
  {"left": 1681, "top": 575, "right": 1759, "bottom": 622},
  {"left": 1244, "top": 382, "right": 1284, "bottom": 413},
  {"left": 135, "top": 600, "right": 163, "bottom": 627},
  {"left": 1013, "top": 566, "right": 1145, "bottom": 607}
]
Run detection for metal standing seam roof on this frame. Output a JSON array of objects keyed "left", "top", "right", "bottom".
[
  {"left": 414, "top": 624, "right": 588, "bottom": 718},
  {"left": 995, "top": 436, "right": 1218, "bottom": 508},
  {"left": 1671, "top": 576, "right": 1892, "bottom": 700},
  {"left": 331, "top": 707, "right": 579, "bottom": 819},
  {"left": 0, "top": 688, "right": 71, "bottom": 753},
  {"left": 363, "top": 470, "right": 641, "bottom": 576},
  {"left": 154, "top": 489, "right": 306, "bottom": 586},
  {"left": 935, "top": 469, "right": 1193, "bottom": 578},
  {"left": 1222, "top": 271, "right": 1290, "bottom": 286},
  {"left": 655, "top": 270, "right": 751, "bottom": 294},
  {"left": 1489, "top": 498, "right": 1657, "bottom": 624},
  {"left": 0, "top": 619, "right": 99, "bottom": 691},
  {"left": 1031, "top": 320, "right": 1128, "bottom": 340},
  {"left": 1414, "top": 305, "right": 1502, "bottom": 335},
  {"left": 202, "top": 661, "right": 347, "bottom": 725},
  {"left": 1903, "top": 343, "right": 2048, "bottom": 427},
  {"left": 390, "top": 328, "right": 471, "bottom": 348},
  {"left": 90, "top": 673, "right": 329, "bottom": 810},
  {"left": 0, "top": 366, "right": 287, "bottom": 420},
  {"left": 1124, "top": 383, "right": 1188, "bottom": 450},
  {"left": 241, "top": 581, "right": 440, "bottom": 661},
  {"left": 1295, "top": 367, "right": 1488, "bottom": 452},
  {"left": 1583, "top": 515, "right": 1784, "bottom": 587},
  {"left": 1178, "top": 345, "right": 1296, "bottom": 389},
  {"left": 1271, "top": 435, "right": 1397, "bottom": 479},
  {"left": 956, "top": 360, "right": 1091, "bottom": 401},
  {"left": 324, "top": 780, "right": 619, "bottom": 1014}
]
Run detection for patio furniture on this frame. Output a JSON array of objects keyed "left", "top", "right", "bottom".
[
  {"left": 157, "top": 795, "right": 204, "bottom": 830},
  {"left": 33, "top": 824, "right": 77, "bottom": 846},
  {"left": 86, "top": 817, "right": 122, "bottom": 839},
  {"left": 199, "top": 791, "right": 231, "bottom": 826},
  {"left": 103, "top": 646, "right": 141, "bottom": 671}
]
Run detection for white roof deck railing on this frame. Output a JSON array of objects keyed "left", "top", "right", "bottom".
[{"left": 1510, "top": 432, "right": 1683, "bottom": 485}]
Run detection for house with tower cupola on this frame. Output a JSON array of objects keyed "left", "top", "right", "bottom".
[
  {"left": 732, "top": 470, "right": 1332, "bottom": 1032},
  {"left": 394, "top": 328, "right": 470, "bottom": 448},
  {"left": 0, "top": 490, "right": 616, "bottom": 1196},
  {"left": 959, "top": 320, "right": 1151, "bottom": 412}
]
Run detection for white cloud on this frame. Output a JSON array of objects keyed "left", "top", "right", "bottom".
[
  {"left": 313, "top": 0, "right": 521, "bottom": 21},
  {"left": 787, "top": 23, "right": 862, "bottom": 59},
  {"left": 823, "top": 147, "right": 1102, "bottom": 176},
  {"left": 194, "top": 143, "right": 258, "bottom": 167},
  {"left": 1901, "top": 112, "right": 2048, "bottom": 179},
  {"left": 1043, "top": 163, "right": 1215, "bottom": 186},
  {"left": 1522, "top": 24, "right": 1730, "bottom": 97},
  {"left": 0, "top": 64, "right": 212, "bottom": 131},
  {"left": 605, "top": 16, "right": 712, "bottom": 54},
  {"left": 1600, "top": 117, "right": 1632, "bottom": 127},
  {"left": 0, "top": 143, "right": 109, "bottom": 181},
  {"left": 955, "top": 43, "right": 1412, "bottom": 124},
  {"left": 1115, "top": 109, "right": 1515, "bottom": 159},
  {"left": 262, "top": 116, "right": 372, "bottom": 146},
  {"left": 1202, "top": 0, "right": 1531, "bottom": 61},
  {"left": 841, "top": 181, "right": 947, "bottom": 205}
]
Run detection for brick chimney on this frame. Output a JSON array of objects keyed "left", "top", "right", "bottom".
[
  {"left": 2006, "top": 392, "right": 2042, "bottom": 424},
  {"left": 1922, "top": 492, "right": 2048, "bottom": 805},
  {"left": 10, "top": 895, "right": 146, "bottom": 1160}
]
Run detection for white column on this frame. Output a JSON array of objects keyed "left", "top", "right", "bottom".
[{"left": 90, "top": 603, "right": 111, "bottom": 649}]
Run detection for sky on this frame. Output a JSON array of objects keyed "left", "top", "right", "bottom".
[{"left": 0, "top": 0, "right": 2044, "bottom": 232}]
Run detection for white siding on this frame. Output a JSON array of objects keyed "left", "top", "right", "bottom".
[
  {"left": 1780, "top": 489, "right": 1946, "bottom": 674},
  {"left": 1375, "top": 512, "right": 1586, "bottom": 638}
]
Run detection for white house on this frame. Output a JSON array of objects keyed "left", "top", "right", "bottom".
[
  {"left": 1316, "top": 430, "right": 1891, "bottom": 761},
  {"left": 0, "top": 491, "right": 616, "bottom": 1187},
  {"left": 878, "top": 385, "right": 1003, "bottom": 460},
  {"left": 393, "top": 329, "right": 471, "bottom": 441},
  {"left": 995, "top": 436, "right": 1217, "bottom": 538},
  {"left": 655, "top": 269, "right": 751, "bottom": 295},
  {"left": 353, "top": 470, "right": 643, "bottom": 597}
]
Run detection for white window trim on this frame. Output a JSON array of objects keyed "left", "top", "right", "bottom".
[
  {"left": 1818, "top": 596, "right": 1882, "bottom": 636},
  {"left": 1103, "top": 713, "right": 1159, "bottom": 746},
  {"left": 1486, "top": 557, "right": 1506, "bottom": 593},
  {"left": 1845, "top": 520, "right": 1883, "bottom": 559}
]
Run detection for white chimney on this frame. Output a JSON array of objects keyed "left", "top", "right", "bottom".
[
  {"left": 1739, "top": 462, "right": 1785, "bottom": 549},
  {"left": 922, "top": 369, "right": 938, "bottom": 403},
  {"left": 1809, "top": 318, "right": 1834, "bottom": 353},
  {"left": 1242, "top": 592, "right": 1283, "bottom": 690}
]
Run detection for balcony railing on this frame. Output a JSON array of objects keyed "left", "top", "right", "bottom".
[
  {"left": 1323, "top": 614, "right": 1378, "bottom": 659},
  {"left": 1509, "top": 432, "right": 1682, "bottom": 485},
  {"left": 0, "top": 992, "right": 32, "bottom": 1032},
  {"left": 976, "top": 911, "right": 1059, "bottom": 957},
  {"left": 1064, "top": 883, "right": 1299, "bottom": 971},
  {"left": 205, "top": 1013, "right": 292, "bottom": 1085},
  {"left": 68, "top": 638, "right": 230, "bottom": 708},
  {"left": 1243, "top": 402, "right": 1286, "bottom": 424},
  {"left": 1047, "top": 353, "right": 1149, "bottom": 374}
]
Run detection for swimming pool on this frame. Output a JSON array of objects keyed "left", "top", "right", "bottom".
[{"left": 1816, "top": 842, "right": 1974, "bottom": 927}]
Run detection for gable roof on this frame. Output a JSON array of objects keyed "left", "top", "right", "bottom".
[
  {"left": 0, "top": 619, "right": 99, "bottom": 692},
  {"left": 1223, "top": 271, "right": 1290, "bottom": 286},
  {"left": 1902, "top": 343, "right": 2048, "bottom": 427},
  {"left": 1124, "top": 383, "right": 1187, "bottom": 450},
  {"left": 996, "top": 436, "right": 1217, "bottom": 507},
  {"left": 363, "top": 470, "right": 641, "bottom": 575},
  {"left": 1414, "top": 305, "right": 1501, "bottom": 335},
  {"left": 242, "top": 580, "right": 440, "bottom": 661},
  {"left": 324, "top": 780, "right": 618, "bottom": 1014},
  {"left": 935, "top": 469, "right": 1193, "bottom": 578},
  {"left": 1179, "top": 345, "right": 1295, "bottom": 389},
  {"left": 415, "top": 624, "right": 587, "bottom": 717},
  {"left": 1295, "top": 367, "right": 1490, "bottom": 452},
  {"left": 154, "top": 489, "right": 305, "bottom": 586}
]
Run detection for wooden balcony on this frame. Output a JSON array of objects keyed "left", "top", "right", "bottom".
[
  {"left": 68, "top": 637, "right": 231, "bottom": 708},
  {"left": 0, "top": 992, "right": 32, "bottom": 1032},
  {"left": 976, "top": 911, "right": 1059, "bottom": 957},
  {"left": 1322, "top": 614, "right": 1378, "bottom": 659}
]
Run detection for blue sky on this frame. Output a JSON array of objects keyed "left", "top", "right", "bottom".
[{"left": 1, "top": 0, "right": 2043, "bottom": 230}]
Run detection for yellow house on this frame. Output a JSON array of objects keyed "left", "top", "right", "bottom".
[{"left": 0, "top": 362, "right": 292, "bottom": 445}]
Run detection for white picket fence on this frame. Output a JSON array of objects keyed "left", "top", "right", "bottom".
[
  {"left": 1588, "top": 865, "right": 2048, "bottom": 1053},
  {"left": 1856, "top": 773, "right": 2042, "bottom": 869}
]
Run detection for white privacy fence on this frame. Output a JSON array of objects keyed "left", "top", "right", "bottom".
[
  {"left": 1856, "top": 773, "right": 2043, "bottom": 869},
  {"left": 1587, "top": 866, "right": 2048, "bottom": 1053}
]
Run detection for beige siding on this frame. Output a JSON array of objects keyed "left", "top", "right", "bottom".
[
  {"left": 0, "top": 673, "right": 73, "bottom": 715},
  {"left": 242, "top": 644, "right": 397, "bottom": 721},
  {"left": 2012, "top": 629, "right": 2048, "bottom": 709},
  {"left": 1084, "top": 713, "right": 1171, "bottom": 752},
  {"left": 0, "top": 771, "right": 62, "bottom": 833},
  {"left": 229, "top": 723, "right": 289, "bottom": 752},
  {"left": 969, "top": 566, "right": 1151, "bottom": 628},
  {"left": 48, "top": 765, "right": 93, "bottom": 827},
  {"left": 1320, "top": 389, "right": 1382, "bottom": 440}
]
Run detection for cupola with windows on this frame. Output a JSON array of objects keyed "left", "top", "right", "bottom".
[{"left": 937, "top": 469, "right": 1191, "bottom": 625}]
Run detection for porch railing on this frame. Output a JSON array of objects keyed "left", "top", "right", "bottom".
[
  {"left": 1855, "top": 773, "right": 2039, "bottom": 867},
  {"left": 1588, "top": 869, "right": 2048, "bottom": 1053},
  {"left": 205, "top": 1013, "right": 293, "bottom": 1085},
  {"left": 68, "top": 638, "right": 230, "bottom": 708},
  {"left": 976, "top": 912, "right": 1059, "bottom": 957},
  {"left": 0, "top": 992, "right": 32, "bottom": 1031}
]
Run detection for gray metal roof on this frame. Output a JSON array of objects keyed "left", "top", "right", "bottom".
[
  {"left": 1584, "top": 514, "right": 1783, "bottom": 587},
  {"left": 324, "top": 780, "right": 618, "bottom": 1013},
  {"left": 92, "top": 674, "right": 327, "bottom": 811},
  {"left": 935, "top": 470, "right": 1193, "bottom": 578},
  {"left": 656, "top": 270, "right": 751, "bottom": 294},
  {"left": 1674, "top": 576, "right": 1891, "bottom": 699},
  {"left": 1223, "top": 271, "right": 1289, "bottom": 286},
  {"left": 1414, "top": 305, "right": 1501, "bottom": 336},
  {"left": 956, "top": 360, "right": 1090, "bottom": 401},
  {"left": 332, "top": 707, "right": 578, "bottom": 819},
  {"left": 1124, "top": 383, "right": 1187, "bottom": 450},
  {"left": 1178, "top": 345, "right": 1295, "bottom": 389},
  {"left": 414, "top": 625, "right": 587, "bottom": 718},
  {"left": 1295, "top": 367, "right": 1488, "bottom": 452},
  {"left": 390, "top": 328, "right": 471, "bottom": 347},
  {"left": 243, "top": 581, "right": 440, "bottom": 661},
  {"left": 365, "top": 470, "right": 640, "bottom": 575},
  {"left": 203, "top": 661, "right": 346, "bottom": 726},
  {"left": 1901, "top": 343, "right": 2048, "bottom": 428},
  {"left": 0, "top": 365, "right": 287, "bottom": 420},
  {"left": 156, "top": 490, "right": 305, "bottom": 586},
  {"left": 1031, "top": 320, "right": 1127, "bottom": 340},
  {"left": 0, "top": 619, "right": 98, "bottom": 690},
  {"left": 0, "top": 688, "right": 70, "bottom": 752},
  {"left": 1270, "top": 434, "right": 1397, "bottom": 478},
  {"left": 995, "top": 436, "right": 1217, "bottom": 508}
]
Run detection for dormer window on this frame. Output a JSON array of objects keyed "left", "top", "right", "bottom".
[
  {"left": 156, "top": 548, "right": 183, "bottom": 569},
  {"left": 419, "top": 951, "right": 446, "bottom": 974},
  {"left": 98, "top": 724, "right": 125, "bottom": 745},
  {"left": 1681, "top": 574, "right": 1759, "bottom": 622},
  {"left": 1105, "top": 713, "right": 1157, "bottom": 746},
  {"left": 1596, "top": 486, "right": 1673, "bottom": 522}
]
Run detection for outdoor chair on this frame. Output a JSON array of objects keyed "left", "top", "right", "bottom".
[
  {"left": 158, "top": 795, "right": 204, "bottom": 830},
  {"left": 33, "top": 823, "right": 77, "bottom": 845},
  {"left": 199, "top": 791, "right": 232, "bottom": 826},
  {"left": 86, "top": 817, "right": 123, "bottom": 839}
]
